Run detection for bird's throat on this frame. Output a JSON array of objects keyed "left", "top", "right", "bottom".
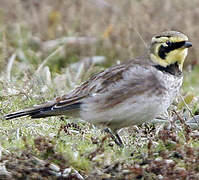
[{"left": 154, "top": 62, "right": 182, "bottom": 76}]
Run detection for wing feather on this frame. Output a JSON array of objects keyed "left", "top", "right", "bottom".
[{"left": 5, "top": 61, "right": 158, "bottom": 120}]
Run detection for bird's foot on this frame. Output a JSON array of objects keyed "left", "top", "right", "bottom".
[{"left": 103, "top": 128, "right": 124, "bottom": 147}]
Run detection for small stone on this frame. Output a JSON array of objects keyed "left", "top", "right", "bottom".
[
  {"left": 72, "top": 168, "right": 84, "bottom": 180},
  {"left": 165, "top": 159, "right": 174, "bottom": 164},
  {"left": 63, "top": 167, "right": 71, "bottom": 175},
  {"left": 49, "top": 163, "right": 60, "bottom": 172},
  {"left": 48, "top": 170, "right": 62, "bottom": 177}
]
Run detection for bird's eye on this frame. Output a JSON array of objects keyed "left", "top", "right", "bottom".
[{"left": 166, "top": 41, "right": 171, "bottom": 46}]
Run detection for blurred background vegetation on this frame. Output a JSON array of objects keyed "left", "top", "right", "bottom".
[
  {"left": 0, "top": 0, "right": 199, "bottom": 92},
  {"left": 0, "top": 0, "right": 198, "bottom": 71},
  {"left": 0, "top": 0, "right": 199, "bottom": 179}
]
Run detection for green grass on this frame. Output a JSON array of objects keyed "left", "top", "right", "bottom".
[
  {"left": 0, "top": 1, "right": 199, "bottom": 179},
  {"left": 1, "top": 40, "right": 199, "bottom": 179}
]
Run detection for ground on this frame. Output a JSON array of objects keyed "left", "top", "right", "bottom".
[{"left": 0, "top": 0, "right": 199, "bottom": 179}]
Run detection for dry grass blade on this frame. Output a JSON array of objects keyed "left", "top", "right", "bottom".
[
  {"left": 35, "top": 46, "right": 63, "bottom": 74},
  {"left": 6, "top": 53, "right": 16, "bottom": 81},
  {"left": 179, "top": 93, "right": 199, "bottom": 127},
  {"left": 42, "top": 37, "right": 97, "bottom": 51}
]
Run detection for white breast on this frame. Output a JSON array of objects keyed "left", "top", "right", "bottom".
[{"left": 80, "top": 70, "right": 183, "bottom": 130}]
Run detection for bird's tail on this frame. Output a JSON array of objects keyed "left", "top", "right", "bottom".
[
  {"left": 4, "top": 101, "right": 57, "bottom": 120},
  {"left": 5, "top": 102, "right": 82, "bottom": 120},
  {"left": 5, "top": 97, "right": 82, "bottom": 120}
]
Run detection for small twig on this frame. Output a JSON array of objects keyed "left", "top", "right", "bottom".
[
  {"left": 173, "top": 109, "right": 185, "bottom": 125},
  {"left": 35, "top": 46, "right": 63, "bottom": 74},
  {"left": 173, "top": 109, "right": 192, "bottom": 142},
  {"left": 135, "top": 29, "right": 148, "bottom": 48},
  {"left": 179, "top": 93, "right": 199, "bottom": 126},
  {"left": 1, "top": 91, "right": 31, "bottom": 100},
  {"left": 6, "top": 53, "right": 16, "bottom": 81},
  {"left": 128, "top": 23, "right": 147, "bottom": 48}
]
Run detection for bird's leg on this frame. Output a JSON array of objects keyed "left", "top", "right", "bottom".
[
  {"left": 115, "top": 132, "right": 123, "bottom": 147},
  {"left": 104, "top": 128, "right": 123, "bottom": 147}
]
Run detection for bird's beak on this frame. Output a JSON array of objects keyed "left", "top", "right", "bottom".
[{"left": 183, "top": 41, "right": 192, "bottom": 48}]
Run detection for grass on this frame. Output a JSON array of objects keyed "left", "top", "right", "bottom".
[{"left": 0, "top": 0, "right": 199, "bottom": 179}]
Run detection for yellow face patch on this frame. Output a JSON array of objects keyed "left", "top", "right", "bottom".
[
  {"left": 150, "top": 34, "right": 190, "bottom": 71},
  {"left": 150, "top": 48, "right": 188, "bottom": 71}
]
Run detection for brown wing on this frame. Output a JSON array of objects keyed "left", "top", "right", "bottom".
[
  {"left": 81, "top": 64, "right": 165, "bottom": 114},
  {"left": 5, "top": 63, "right": 131, "bottom": 119}
]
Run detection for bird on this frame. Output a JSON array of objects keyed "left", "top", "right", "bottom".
[{"left": 5, "top": 31, "right": 192, "bottom": 147}]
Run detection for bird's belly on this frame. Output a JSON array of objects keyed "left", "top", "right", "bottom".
[
  {"left": 80, "top": 76, "right": 182, "bottom": 129},
  {"left": 80, "top": 93, "right": 170, "bottom": 129}
]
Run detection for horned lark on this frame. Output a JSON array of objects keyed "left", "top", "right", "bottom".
[{"left": 5, "top": 31, "right": 192, "bottom": 147}]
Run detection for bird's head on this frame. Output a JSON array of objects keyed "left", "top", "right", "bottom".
[{"left": 149, "top": 31, "right": 192, "bottom": 71}]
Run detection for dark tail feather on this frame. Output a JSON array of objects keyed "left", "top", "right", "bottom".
[
  {"left": 4, "top": 105, "right": 54, "bottom": 120},
  {"left": 5, "top": 109, "right": 44, "bottom": 120},
  {"left": 4, "top": 102, "right": 81, "bottom": 120}
]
